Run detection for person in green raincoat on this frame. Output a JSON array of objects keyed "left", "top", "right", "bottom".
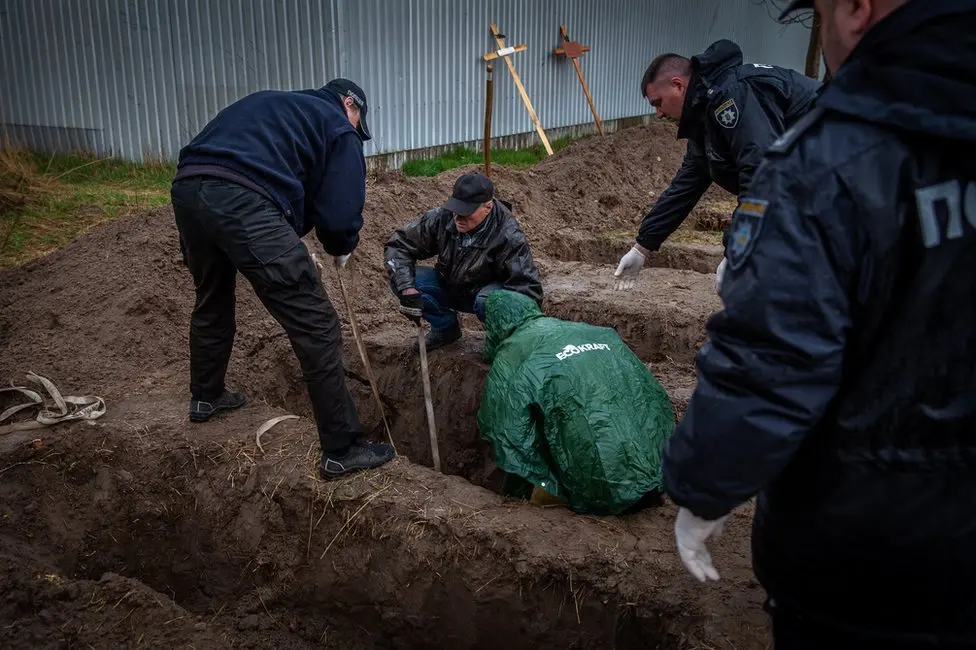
[{"left": 476, "top": 289, "right": 676, "bottom": 516}]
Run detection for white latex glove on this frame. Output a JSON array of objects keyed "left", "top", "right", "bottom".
[
  {"left": 675, "top": 507, "right": 728, "bottom": 582},
  {"left": 715, "top": 257, "right": 728, "bottom": 294},
  {"left": 613, "top": 245, "right": 648, "bottom": 290},
  {"left": 335, "top": 253, "right": 352, "bottom": 269}
]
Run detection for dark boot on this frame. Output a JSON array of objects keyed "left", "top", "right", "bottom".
[
  {"left": 621, "top": 490, "right": 665, "bottom": 514},
  {"left": 413, "top": 321, "right": 461, "bottom": 353},
  {"left": 188, "top": 390, "right": 247, "bottom": 422},
  {"left": 319, "top": 440, "right": 395, "bottom": 479}
]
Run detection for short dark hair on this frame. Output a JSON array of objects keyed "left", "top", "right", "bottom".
[{"left": 640, "top": 54, "right": 692, "bottom": 98}]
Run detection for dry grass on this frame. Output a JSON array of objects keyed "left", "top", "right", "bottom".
[
  {"left": 0, "top": 147, "right": 174, "bottom": 269},
  {"left": 195, "top": 413, "right": 500, "bottom": 562},
  {"left": 592, "top": 204, "right": 729, "bottom": 250},
  {"left": 0, "top": 149, "right": 40, "bottom": 212},
  {"left": 690, "top": 198, "right": 737, "bottom": 235},
  {"left": 667, "top": 228, "right": 724, "bottom": 246},
  {"left": 0, "top": 148, "right": 54, "bottom": 247}
]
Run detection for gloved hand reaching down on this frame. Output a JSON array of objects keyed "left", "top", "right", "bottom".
[
  {"left": 613, "top": 245, "right": 649, "bottom": 290},
  {"left": 675, "top": 507, "right": 728, "bottom": 582}
]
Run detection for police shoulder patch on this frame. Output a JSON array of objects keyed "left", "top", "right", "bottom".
[
  {"left": 713, "top": 97, "right": 739, "bottom": 129},
  {"left": 726, "top": 197, "right": 768, "bottom": 270}
]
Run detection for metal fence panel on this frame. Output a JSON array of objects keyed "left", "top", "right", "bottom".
[
  {"left": 0, "top": 0, "right": 809, "bottom": 162},
  {"left": 338, "top": 0, "right": 810, "bottom": 157}
]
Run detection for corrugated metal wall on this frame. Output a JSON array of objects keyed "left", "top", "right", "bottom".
[
  {"left": 0, "top": 0, "right": 810, "bottom": 163},
  {"left": 0, "top": 0, "right": 339, "bottom": 160}
]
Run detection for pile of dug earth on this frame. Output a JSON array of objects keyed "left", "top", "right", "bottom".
[{"left": 0, "top": 122, "right": 769, "bottom": 649}]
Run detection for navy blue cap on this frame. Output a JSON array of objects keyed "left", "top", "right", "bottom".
[{"left": 324, "top": 78, "right": 371, "bottom": 141}]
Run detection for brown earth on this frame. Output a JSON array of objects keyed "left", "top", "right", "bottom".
[{"left": 0, "top": 122, "right": 768, "bottom": 649}]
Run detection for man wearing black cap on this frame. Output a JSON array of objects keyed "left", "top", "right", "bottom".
[
  {"left": 171, "top": 78, "right": 395, "bottom": 479},
  {"left": 384, "top": 172, "right": 543, "bottom": 350},
  {"left": 660, "top": 0, "right": 976, "bottom": 647}
]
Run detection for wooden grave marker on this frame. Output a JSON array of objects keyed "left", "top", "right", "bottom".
[
  {"left": 553, "top": 23, "right": 603, "bottom": 135},
  {"left": 482, "top": 23, "right": 553, "bottom": 156}
]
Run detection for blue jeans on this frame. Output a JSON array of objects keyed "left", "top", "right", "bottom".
[{"left": 411, "top": 266, "right": 502, "bottom": 333}]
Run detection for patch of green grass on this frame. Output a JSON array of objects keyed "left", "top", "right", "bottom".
[
  {"left": 1, "top": 150, "right": 175, "bottom": 268},
  {"left": 25, "top": 150, "right": 176, "bottom": 190},
  {"left": 401, "top": 135, "right": 584, "bottom": 177}
]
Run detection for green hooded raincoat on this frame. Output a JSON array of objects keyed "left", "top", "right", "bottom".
[{"left": 476, "top": 290, "right": 675, "bottom": 515}]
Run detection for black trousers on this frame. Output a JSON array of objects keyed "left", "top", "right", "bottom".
[{"left": 171, "top": 176, "right": 360, "bottom": 453}]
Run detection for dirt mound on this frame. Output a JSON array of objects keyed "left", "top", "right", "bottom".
[
  {"left": 0, "top": 122, "right": 764, "bottom": 648},
  {"left": 0, "top": 567, "right": 226, "bottom": 649},
  {"left": 363, "top": 122, "right": 733, "bottom": 250},
  {"left": 0, "top": 207, "right": 199, "bottom": 398},
  {"left": 510, "top": 122, "right": 718, "bottom": 237},
  {"left": 0, "top": 121, "right": 724, "bottom": 395}
]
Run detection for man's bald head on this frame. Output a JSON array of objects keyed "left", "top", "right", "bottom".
[{"left": 816, "top": 0, "right": 908, "bottom": 73}]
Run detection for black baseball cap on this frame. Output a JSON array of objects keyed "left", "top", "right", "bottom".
[
  {"left": 778, "top": 0, "right": 813, "bottom": 21},
  {"left": 444, "top": 172, "right": 494, "bottom": 216},
  {"left": 324, "top": 78, "right": 372, "bottom": 141}
]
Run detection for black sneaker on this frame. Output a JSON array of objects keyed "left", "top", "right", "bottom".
[
  {"left": 188, "top": 390, "right": 247, "bottom": 422},
  {"left": 319, "top": 441, "right": 395, "bottom": 479},
  {"left": 413, "top": 324, "right": 461, "bottom": 353}
]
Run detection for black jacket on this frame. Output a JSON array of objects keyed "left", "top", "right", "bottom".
[
  {"left": 662, "top": 0, "right": 976, "bottom": 642},
  {"left": 636, "top": 40, "right": 821, "bottom": 252},
  {"left": 385, "top": 199, "right": 543, "bottom": 304},
  {"left": 176, "top": 87, "right": 365, "bottom": 256}
]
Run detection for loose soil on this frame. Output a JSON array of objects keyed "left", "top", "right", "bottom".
[{"left": 0, "top": 122, "right": 768, "bottom": 649}]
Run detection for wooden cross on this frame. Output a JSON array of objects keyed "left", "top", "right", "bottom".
[
  {"left": 483, "top": 63, "right": 494, "bottom": 178},
  {"left": 482, "top": 24, "right": 553, "bottom": 156},
  {"left": 553, "top": 24, "right": 603, "bottom": 135}
]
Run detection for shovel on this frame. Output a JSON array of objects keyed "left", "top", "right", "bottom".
[
  {"left": 416, "top": 323, "right": 442, "bottom": 473},
  {"left": 312, "top": 254, "right": 396, "bottom": 454}
]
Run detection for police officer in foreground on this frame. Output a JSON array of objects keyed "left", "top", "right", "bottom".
[
  {"left": 171, "top": 79, "right": 394, "bottom": 479},
  {"left": 661, "top": 0, "right": 976, "bottom": 647},
  {"left": 613, "top": 39, "right": 821, "bottom": 292}
]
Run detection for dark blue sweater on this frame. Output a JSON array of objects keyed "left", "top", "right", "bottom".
[{"left": 176, "top": 87, "right": 365, "bottom": 256}]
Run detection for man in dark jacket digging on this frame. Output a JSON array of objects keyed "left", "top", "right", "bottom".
[
  {"left": 661, "top": 0, "right": 976, "bottom": 647},
  {"left": 171, "top": 78, "right": 394, "bottom": 479},
  {"left": 614, "top": 38, "right": 821, "bottom": 293},
  {"left": 384, "top": 172, "right": 543, "bottom": 350}
]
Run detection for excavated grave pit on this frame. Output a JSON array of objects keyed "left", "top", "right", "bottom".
[
  {"left": 0, "top": 121, "right": 765, "bottom": 648},
  {"left": 241, "top": 260, "right": 722, "bottom": 484},
  {"left": 0, "top": 408, "right": 768, "bottom": 650},
  {"left": 549, "top": 230, "right": 725, "bottom": 274},
  {"left": 0, "top": 250, "right": 737, "bottom": 649}
]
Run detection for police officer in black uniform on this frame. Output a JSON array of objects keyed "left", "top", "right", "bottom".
[
  {"left": 661, "top": 0, "right": 976, "bottom": 647},
  {"left": 171, "top": 79, "right": 395, "bottom": 479},
  {"left": 613, "top": 39, "right": 821, "bottom": 291}
]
